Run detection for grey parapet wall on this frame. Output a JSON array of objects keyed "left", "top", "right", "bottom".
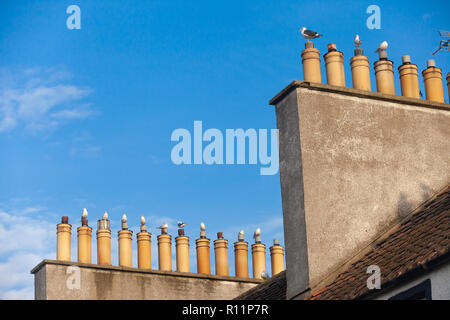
[
  {"left": 270, "top": 81, "right": 450, "bottom": 300},
  {"left": 31, "top": 260, "right": 262, "bottom": 300}
]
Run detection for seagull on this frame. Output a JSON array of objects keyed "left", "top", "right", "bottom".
[
  {"left": 140, "top": 216, "right": 146, "bottom": 225},
  {"left": 354, "top": 34, "right": 362, "bottom": 47},
  {"left": 253, "top": 228, "right": 261, "bottom": 239},
  {"left": 157, "top": 223, "right": 168, "bottom": 229},
  {"left": 121, "top": 214, "right": 127, "bottom": 222},
  {"left": 102, "top": 211, "right": 108, "bottom": 220},
  {"left": 299, "top": 27, "right": 322, "bottom": 42},
  {"left": 261, "top": 271, "right": 270, "bottom": 280},
  {"left": 82, "top": 208, "right": 88, "bottom": 219},
  {"left": 375, "top": 41, "right": 388, "bottom": 53},
  {"left": 178, "top": 221, "right": 187, "bottom": 229},
  {"left": 200, "top": 222, "right": 206, "bottom": 231}
]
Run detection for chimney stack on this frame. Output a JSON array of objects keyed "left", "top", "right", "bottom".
[
  {"left": 77, "top": 208, "right": 92, "bottom": 263},
  {"left": 57, "top": 216, "right": 71, "bottom": 261},
  {"left": 350, "top": 48, "right": 371, "bottom": 91},
  {"left": 301, "top": 42, "right": 322, "bottom": 83},
  {"left": 270, "top": 239, "right": 285, "bottom": 276},
  {"left": 175, "top": 228, "right": 190, "bottom": 273},
  {"left": 234, "top": 230, "right": 249, "bottom": 278},
  {"left": 251, "top": 228, "right": 266, "bottom": 279},
  {"left": 196, "top": 222, "right": 211, "bottom": 274},
  {"left": 324, "top": 43, "right": 346, "bottom": 87},
  {"left": 398, "top": 55, "right": 420, "bottom": 99},
  {"left": 157, "top": 225, "right": 172, "bottom": 271},
  {"left": 214, "top": 232, "right": 229, "bottom": 276},
  {"left": 422, "top": 60, "right": 445, "bottom": 103},
  {"left": 97, "top": 212, "right": 111, "bottom": 265},
  {"left": 374, "top": 50, "right": 395, "bottom": 95},
  {"left": 118, "top": 214, "right": 133, "bottom": 267},
  {"left": 137, "top": 216, "right": 151, "bottom": 269}
]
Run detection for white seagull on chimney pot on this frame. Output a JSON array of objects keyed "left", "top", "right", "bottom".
[
  {"left": 299, "top": 27, "right": 323, "bottom": 42},
  {"left": 375, "top": 41, "right": 388, "bottom": 53}
]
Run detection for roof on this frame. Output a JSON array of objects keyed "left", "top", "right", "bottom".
[
  {"left": 237, "top": 185, "right": 450, "bottom": 300},
  {"left": 312, "top": 185, "right": 450, "bottom": 300},
  {"left": 234, "top": 270, "right": 286, "bottom": 300}
]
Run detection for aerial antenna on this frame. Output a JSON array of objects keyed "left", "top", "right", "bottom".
[{"left": 432, "top": 30, "right": 450, "bottom": 55}]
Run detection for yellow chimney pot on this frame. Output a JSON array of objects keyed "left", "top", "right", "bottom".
[
  {"left": 97, "top": 215, "right": 111, "bottom": 265},
  {"left": 398, "top": 55, "right": 420, "bottom": 99},
  {"left": 157, "top": 234, "right": 172, "bottom": 271},
  {"left": 350, "top": 48, "right": 371, "bottom": 91},
  {"left": 175, "top": 229, "right": 190, "bottom": 273},
  {"left": 301, "top": 42, "right": 322, "bottom": 83},
  {"left": 137, "top": 231, "right": 151, "bottom": 269},
  {"left": 324, "top": 43, "right": 346, "bottom": 87},
  {"left": 270, "top": 241, "right": 285, "bottom": 276},
  {"left": 251, "top": 243, "right": 266, "bottom": 279},
  {"left": 77, "top": 225, "right": 92, "bottom": 264},
  {"left": 57, "top": 216, "right": 71, "bottom": 261},
  {"left": 234, "top": 241, "right": 249, "bottom": 278},
  {"left": 118, "top": 229, "right": 133, "bottom": 268},
  {"left": 422, "top": 60, "right": 445, "bottom": 103},
  {"left": 214, "top": 232, "right": 229, "bottom": 276},
  {"left": 374, "top": 51, "right": 395, "bottom": 95},
  {"left": 196, "top": 238, "right": 211, "bottom": 274}
]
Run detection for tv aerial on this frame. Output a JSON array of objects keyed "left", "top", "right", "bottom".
[{"left": 432, "top": 30, "right": 450, "bottom": 55}]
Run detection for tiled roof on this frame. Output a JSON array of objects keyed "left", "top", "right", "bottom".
[
  {"left": 234, "top": 270, "right": 286, "bottom": 300},
  {"left": 312, "top": 186, "right": 450, "bottom": 300},
  {"left": 236, "top": 185, "right": 450, "bottom": 300}
]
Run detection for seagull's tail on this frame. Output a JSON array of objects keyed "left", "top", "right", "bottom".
[{"left": 317, "top": 34, "right": 323, "bottom": 38}]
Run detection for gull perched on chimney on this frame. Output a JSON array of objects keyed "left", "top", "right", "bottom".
[
  {"left": 354, "top": 34, "right": 362, "bottom": 47},
  {"left": 375, "top": 41, "right": 388, "bottom": 53},
  {"left": 299, "top": 27, "right": 323, "bottom": 42},
  {"left": 82, "top": 208, "right": 88, "bottom": 219},
  {"left": 140, "top": 216, "right": 147, "bottom": 231},
  {"left": 178, "top": 221, "right": 187, "bottom": 229},
  {"left": 253, "top": 228, "right": 261, "bottom": 243}
]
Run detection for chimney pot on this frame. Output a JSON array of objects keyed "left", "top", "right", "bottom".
[
  {"left": 305, "top": 42, "right": 314, "bottom": 49},
  {"left": 273, "top": 238, "right": 280, "bottom": 246},
  {"left": 327, "top": 43, "right": 337, "bottom": 52},
  {"left": 61, "top": 216, "right": 69, "bottom": 224},
  {"left": 378, "top": 50, "right": 388, "bottom": 60},
  {"left": 354, "top": 48, "right": 363, "bottom": 56},
  {"left": 178, "top": 229, "right": 185, "bottom": 236},
  {"left": 401, "top": 55, "right": 411, "bottom": 64},
  {"left": 217, "top": 232, "right": 224, "bottom": 239},
  {"left": 427, "top": 59, "right": 436, "bottom": 68}
]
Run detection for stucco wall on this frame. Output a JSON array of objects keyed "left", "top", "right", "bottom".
[
  {"left": 31, "top": 260, "right": 261, "bottom": 300},
  {"left": 273, "top": 81, "right": 450, "bottom": 299},
  {"left": 374, "top": 262, "right": 450, "bottom": 300}
]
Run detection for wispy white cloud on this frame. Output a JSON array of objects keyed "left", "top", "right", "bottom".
[
  {"left": 0, "top": 67, "right": 95, "bottom": 133},
  {"left": 0, "top": 206, "right": 55, "bottom": 299}
]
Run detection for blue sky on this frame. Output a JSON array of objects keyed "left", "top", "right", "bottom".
[{"left": 0, "top": 0, "right": 449, "bottom": 299}]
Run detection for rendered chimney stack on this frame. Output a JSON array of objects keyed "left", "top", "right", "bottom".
[
  {"left": 350, "top": 47, "right": 371, "bottom": 91},
  {"left": 175, "top": 228, "right": 190, "bottom": 273},
  {"left": 77, "top": 208, "right": 92, "bottom": 263},
  {"left": 137, "top": 216, "right": 151, "bottom": 269},
  {"left": 301, "top": 42, "right": 322, "bottom": 83},
  {"left": 97, "top": 211, "right": 111, "bottom": 265},
  {"left": 398, "top": 55, "right": 420, "bottom": 99},
  {"left": 196, "top": 222, "right": 211, "bottom": 274},
  {"left": 157, "top": 224, "right": 172, "bottom": 271},
  {"left": 374, "top": 49, "right": 395, "bottom": 95},
  {"left": 234, "top": 230, "right": 249, "bottom": 278},
  {"left": 251, "top": 228, "right": 266, "bottom": 279},
  {"left": 57, "top": 216, "right": 71, "bottom": 261},
  {"left": 118, "top": 214, "right": 133, "bottom": 267},
  {"left": 214, "top": 232, "right": 229, "bottom": 276},
  {"left": 270, "top": 238, "right": 285, "bottom": 276},
  {"left": 324, "top": 43, "right": 346, "bottom": 87},
  {"left": 422, "top": 59, "right": 445, "bottom": 103}
]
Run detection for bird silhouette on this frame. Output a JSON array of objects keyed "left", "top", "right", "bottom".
[
  {"left": 140, "top": 216, "right": 146, "bottom": 225},
  {"left": 121, "top": 214, "right": 127, "bottom": 222},
  {"left": 178, "top": 221, "right": 187, "bottom": 228},
  {"left": 253, "top": 228, "right": 261, "bottom": 239},
  {"left": 82, "top": 208, "right": 88, "bottom": 219},
  {"left": 157, "top": 223, "right": 168, "bottom": 229},
  {"left": 102, "top": 211, "right": 108, "bottom": 220},
  {"left": 200, "top": 222, "right": 206, "bottom": 231},
  {"left": 299, "top": 27, "right": 322, "bottom": 42}
]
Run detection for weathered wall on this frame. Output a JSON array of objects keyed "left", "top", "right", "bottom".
[
  {"left": 272, "top": 81, "right": 450, "bottom": 299},
  {"left": 31, "top": 260, "right": 262, "bottom": 300}
]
